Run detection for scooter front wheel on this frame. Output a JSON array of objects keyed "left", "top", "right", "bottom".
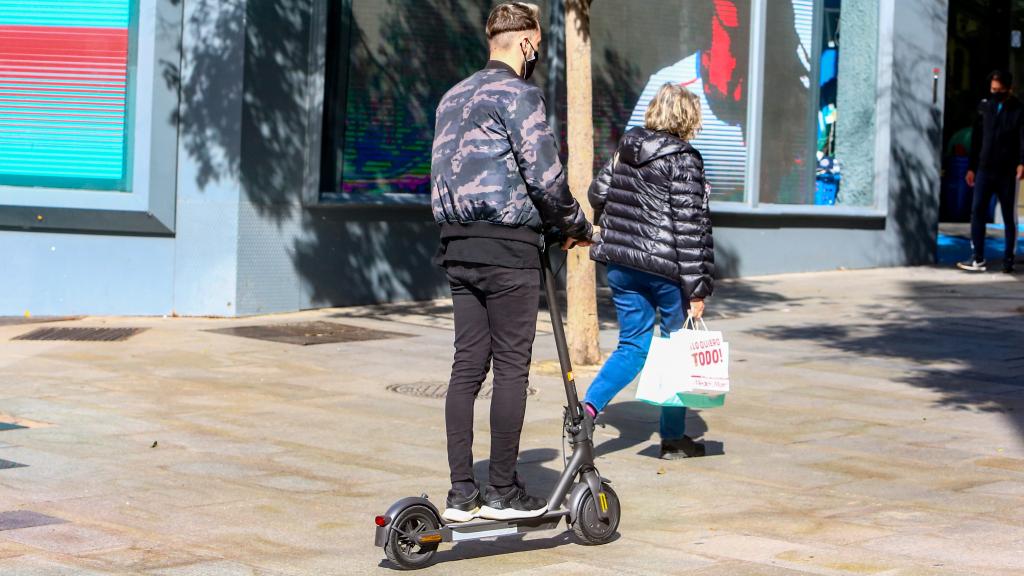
[
  {"left": 572, "top": 485, "right": 620, "bottom": 545},
  {"left": 384, "top": 505, "right": 439, "bottom": 570}
]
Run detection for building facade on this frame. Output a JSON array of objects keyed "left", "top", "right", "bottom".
[{"left": 0, "top": 0, "right": 949, "bottom": 316}]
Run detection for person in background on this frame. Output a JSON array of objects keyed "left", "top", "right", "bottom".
[
  {"left": 960, "top": 69, "right": 1021, "bottom": 274},
  {"left": 584, "top": 83, "right": 715, "bottom": 460}
]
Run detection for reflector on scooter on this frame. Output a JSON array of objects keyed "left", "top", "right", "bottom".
[{"left": 375, "top": 515, "right": 388, "bottom": 527}]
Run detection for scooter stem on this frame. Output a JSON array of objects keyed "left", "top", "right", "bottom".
[{"left": 542, "top": 245, "right": 584, "bottom": 428}]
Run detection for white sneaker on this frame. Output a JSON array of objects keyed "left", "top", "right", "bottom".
[
  {"left": 956, "top": 259, "right": 987, "bottom": 272},
  {"left": 441, "top": 488, "right": 483, "bottom": 523}
]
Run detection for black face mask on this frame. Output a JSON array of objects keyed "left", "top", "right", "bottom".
[
  {"left": 993, "top": 91, "right": 1009, "bottom": 102},
  {"left": 522, "top": 39, "right": 539, "bottom": 81}
]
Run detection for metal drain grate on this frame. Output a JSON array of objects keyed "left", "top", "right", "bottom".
[
  {"left": 13, "top": 327, "right": 145, "bottom": 342},
  {"left": 208, "top": 321, "right": 410, "bottom": 346},
  {"left": 0, "top": 511, "right": 65, "bottom": 532},
  {"left": 387, "top": 382, "right": 538, "bottom": 400},
  {"left": 0, "top": 422, "right": 27, "bottom": 432},
  {"left": 0, "top": 459, "right": 27, "bottom": 470}
]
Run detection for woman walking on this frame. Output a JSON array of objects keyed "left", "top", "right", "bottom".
[{"left": 584, "top": 83, "right": 715, "bottom": 460}]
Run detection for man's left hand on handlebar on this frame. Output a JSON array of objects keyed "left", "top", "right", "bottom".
[
  {"left": 561, "top": 226, "right": 600, "bottom": 250},
  {"left": 561, "top": 237, "right": 591, "bottom": 250}
]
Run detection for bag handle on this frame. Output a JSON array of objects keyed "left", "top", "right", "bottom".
[{"left": 682, "top": 316, "right": 709, "bottom": 331}]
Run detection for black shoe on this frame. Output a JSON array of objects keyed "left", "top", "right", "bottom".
[
  {"left": 479, "top": 485, "right": 547, "bottom": 520},
  {"left": 442, "top": 486, "right": 483, "bottom": 523},
  {"left": 957, "top": 259, "right": 987, "bottom": 272},
  {"left": 660, "top": 436, "right": 706, "bottom": 460},
  {"left": 1004, "top": 258, "right": 1016, "bottom": 274}
]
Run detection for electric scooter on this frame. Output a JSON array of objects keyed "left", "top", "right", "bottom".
[{"left": 373, "top": 241, "right": 621, "bottom": 570}]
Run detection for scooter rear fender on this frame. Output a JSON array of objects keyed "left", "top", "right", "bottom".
[{"left": 374, "top": 496, "right": 442, "bottom": 548}]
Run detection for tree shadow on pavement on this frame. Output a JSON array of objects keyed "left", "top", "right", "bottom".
[{"left": 755, "top": 278, "right": 1024, "bottom": 439}]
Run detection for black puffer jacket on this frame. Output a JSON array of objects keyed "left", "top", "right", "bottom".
[{"left": 589, "top": 127, "right": 714, "bottom": 299}]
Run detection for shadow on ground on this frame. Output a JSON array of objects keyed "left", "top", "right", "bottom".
[
  {"left": 756, "top": 277, "right": 1024, "bottom": 439},
  {"left": 593, "top": 401, "right": 724, "bottom": 459}
]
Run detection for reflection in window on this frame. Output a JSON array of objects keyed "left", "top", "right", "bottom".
[
  {"left": 593, "top": 0, "right": 751, "bottom": 203},
  {"left": 758, "top": 0, "right": 817, "bottom": 205},
  {"left": 760, "top": 0, "right": 877, "bottom": 207},
  {"left": 0, "top": 0, "right": 135, "bottom": 191},
  {"left": 320, "top": 0, "right": 550, "bottom": 200}
]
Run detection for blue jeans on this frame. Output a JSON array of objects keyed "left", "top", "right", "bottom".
[{"left": 584, "top": 264, "right": 688, "bottom": 440}]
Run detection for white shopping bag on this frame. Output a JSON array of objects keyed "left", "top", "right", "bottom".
[
  {"left": 635, "top": 319, "right": 730, "bottom": 404},
  {"left": 635, "top": 336, "right": 686, "bottom": 406},
  {"left": 675, "top": 318, "right": 730, "bottom": 395}
]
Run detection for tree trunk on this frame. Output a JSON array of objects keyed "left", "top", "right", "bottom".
[{"left": 564, "top": 0, "right": 600, "bottom": 366}]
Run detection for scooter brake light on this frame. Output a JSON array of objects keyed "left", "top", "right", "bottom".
[{"left": 374, "top": 515, "right": 388, "bottom": 527}]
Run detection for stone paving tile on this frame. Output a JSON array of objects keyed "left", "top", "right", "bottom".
[
  {"left": 75, "top": 546, "right": 223, "bottom": 575},
  {"left": 146, "top": 559, "right": 288, "bottom": 576},
  {"left": 493, "top": 562, "right": 625, "bottom": 576},
  {"left": 861, "top": 533, "right": 1024, "bottom": 573},
  {"left": 0, "top": 523, "right": 132, "bottom": 555},
  {"left": 0, "top": 539, "right": 31, "bottom": 559},
  {"left": 0, "top": 555, "right": 118, "bottom": 575}
]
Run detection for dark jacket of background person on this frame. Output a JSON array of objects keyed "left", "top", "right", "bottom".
[
  {"left": 969, "top": 95, "right": 1024, "bottom": 173},
  {"left": 589, "top": 127, "right": 715, "bottom": 299},
  {"left": 430, "top": 62, "right": 591, "bottom": 248}
]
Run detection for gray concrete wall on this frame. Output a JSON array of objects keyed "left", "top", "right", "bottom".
[
  {"left": 0, "top": 0, "right": 246, "bottom": 317},
  {"left": 834, "top": 0, "right": 880, "bottom": 207}
]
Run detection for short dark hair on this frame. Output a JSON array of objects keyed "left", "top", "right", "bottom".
[
  {"left": 486, "top": 2, "right": 540, "bottom": 41},
  {"left": 988, "top": 69, "right": 1014, "bottom": 88}
]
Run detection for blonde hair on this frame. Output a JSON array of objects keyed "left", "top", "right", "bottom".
[
  {"left": 487, "top": 2, "right": 540, "bottom": 48},
  {"left": 644, "top": 83, "right": 702, "bottom": 141}
]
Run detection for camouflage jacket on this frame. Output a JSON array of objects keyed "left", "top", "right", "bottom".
[{"left": 430, "top": 61, "right": 591, "bottom": 246}]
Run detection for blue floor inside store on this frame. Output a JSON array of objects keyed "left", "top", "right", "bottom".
[{"left": 937, "top": 224, "right": 1023, "bottom": 265}]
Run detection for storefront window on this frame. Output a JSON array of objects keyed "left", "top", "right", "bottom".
[
  {"left": 759, "top": 0, "right": 878, "bottom": 207},
  {"left": 319, "top": 0, "right": 877, "bottom": 210},
  {"left": 592, "top": 0, "right": 752, "bottom": 203},
  {"left": 0, "top": 0, "right": 135, "bottom": 192},
  {"left": 757, "top": 0, "right": 816, "bottom": 204},
  {"left": 320, "top": 0, "right": 551, "bottom": 201}
]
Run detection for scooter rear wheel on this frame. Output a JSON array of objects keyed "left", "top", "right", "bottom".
[
  {"left": 384, "top": 505, "right": 439, "bottom": 570},
  {"left": 572, "top": 485, "right": 620, "bottom": 545}
]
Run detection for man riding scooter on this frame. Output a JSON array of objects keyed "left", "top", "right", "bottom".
[{"left": 430, "top": 2, "right": 593, "bottom": 522}]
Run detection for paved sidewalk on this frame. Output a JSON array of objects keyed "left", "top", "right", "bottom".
[{"left": 0, "top": 266, "right": 1022, "bottom": 575}]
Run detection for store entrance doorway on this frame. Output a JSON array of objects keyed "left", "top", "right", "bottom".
[
  {"left": 938, "top": 0, "right": 1024, "bottom": 266},
  {"left": 941, "top": 0, "right": 1024, "bottom": 223}
]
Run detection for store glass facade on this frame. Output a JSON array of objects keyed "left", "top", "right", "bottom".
[
  {"left": 594, "top": 0, "right": 876, "bottom": 210},
  {"left": 319, "top": 0, "right": 553, "bottom": 202},
  {"left": 318, "top": 0, "right": 878, "bottom": 211}
]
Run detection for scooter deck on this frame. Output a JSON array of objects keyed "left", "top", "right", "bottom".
[{"left": 427, "top": 509, "right": 570, "bottom": 544}]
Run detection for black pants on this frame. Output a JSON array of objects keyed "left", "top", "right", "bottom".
[
  {"left": 971, "top": 170, "right": 1020, "bottom": 262},
  {"left": 445, "top": 263, "right": 540, "bottom": 489}
]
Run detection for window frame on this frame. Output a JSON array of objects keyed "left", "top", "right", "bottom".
[
  {"left": 714, "top": 0, "right": 888, "bottom": 219},
  {"left": 0, "top": 0, "right": 183, "bottom": 235}
]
